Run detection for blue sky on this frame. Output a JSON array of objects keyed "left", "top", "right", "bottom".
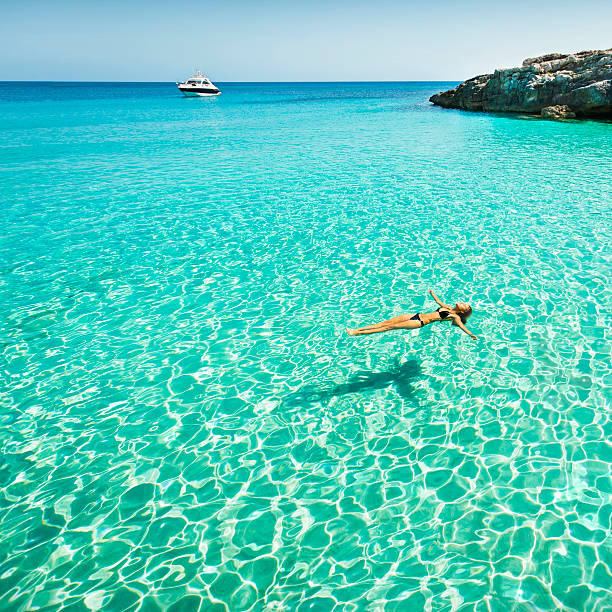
[{"left": 2, "top": 0, "right": 611, "bottom": 81}]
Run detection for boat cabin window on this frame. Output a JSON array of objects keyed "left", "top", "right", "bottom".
[{"left": 184, "top": 78, "right": 213, "bottom": 87}]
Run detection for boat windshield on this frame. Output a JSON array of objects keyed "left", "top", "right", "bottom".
[{"left": 183, "top": 78, "right": 214, "bottom": 86}]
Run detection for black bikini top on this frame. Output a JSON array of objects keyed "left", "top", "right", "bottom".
[{"left": 436, "top": 307, "right": 453, "bottom": 320}]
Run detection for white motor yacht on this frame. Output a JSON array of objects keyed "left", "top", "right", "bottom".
[{"left": 176, "top": 71, "right": 221, "bottom": 97}]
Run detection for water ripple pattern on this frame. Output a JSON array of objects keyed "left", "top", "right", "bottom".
[{"left": 0, "top": 82, "right": 611, "bottom": 611}]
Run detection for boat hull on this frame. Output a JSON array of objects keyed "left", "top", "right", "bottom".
[{"left": 178, "top": 86, "right": 221, "bottom": 97}]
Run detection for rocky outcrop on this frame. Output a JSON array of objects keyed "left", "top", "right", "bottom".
[
  {"left": 430, "top": 49, "right": 612, "bottom": 119},
  {"left": 541, "top": 105, "right": 576, "bottom": 120}
]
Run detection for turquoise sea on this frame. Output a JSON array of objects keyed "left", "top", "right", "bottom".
[{"left": 1, "top": 82, "right": 611, "bottom": 611}]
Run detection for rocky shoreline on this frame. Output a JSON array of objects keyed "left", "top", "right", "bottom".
[{"left": 430, "top": 49, "right": 612, "bottom": 120}]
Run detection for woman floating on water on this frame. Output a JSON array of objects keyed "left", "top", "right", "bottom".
[{"left": 346, "top": 289, "right": 478, "bottom": 340}]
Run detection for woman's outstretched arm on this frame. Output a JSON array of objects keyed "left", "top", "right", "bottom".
[
  {"left": 451, "top": 314, "right": 478, "bottom": 340},
  {"left": 428, "top": 289, "right": 451, "bottom": 309}
]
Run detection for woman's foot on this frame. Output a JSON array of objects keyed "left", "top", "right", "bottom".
[{"left": 346, "top": 327, "right": 358, "bottom": 336}]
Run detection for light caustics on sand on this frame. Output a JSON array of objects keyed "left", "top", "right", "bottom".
[{"left": 0, "top": 82, "right": 611, "bottom": 611}]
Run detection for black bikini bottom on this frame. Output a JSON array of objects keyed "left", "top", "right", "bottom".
[{"left": 410, "top": 313, "right": 425, "bottom": 327}]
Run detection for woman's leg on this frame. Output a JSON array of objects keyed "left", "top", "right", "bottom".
[{"left": 346, "top": 314, "right": 422, "bottom": 336}]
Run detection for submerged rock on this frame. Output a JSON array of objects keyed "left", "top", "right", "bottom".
[{"left": 430, "top": 49, "right": 612, "bottom": 119}]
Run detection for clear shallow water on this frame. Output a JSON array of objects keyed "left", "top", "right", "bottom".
[{"left": 0, "top": 81, "right": 611, "bottom": 611}]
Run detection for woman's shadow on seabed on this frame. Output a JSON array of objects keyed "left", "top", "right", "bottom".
[{"left": 284, "top": 359, "right": 423, "bottom": 409}]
